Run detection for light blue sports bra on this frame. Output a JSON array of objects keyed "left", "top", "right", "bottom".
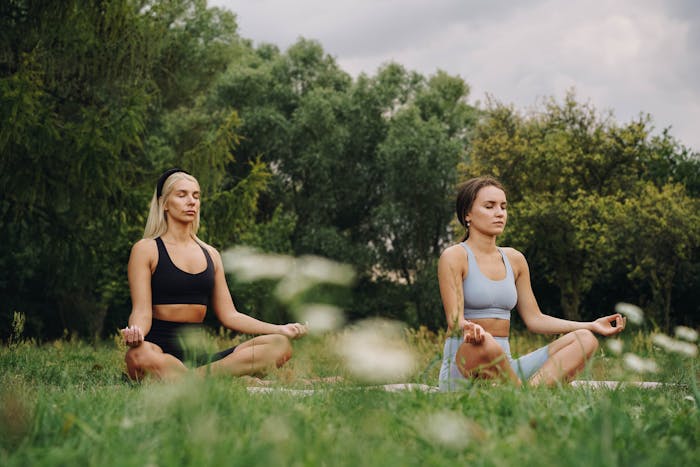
[{"left": 461, "top": 243, "right": 517, "bottom": 320}]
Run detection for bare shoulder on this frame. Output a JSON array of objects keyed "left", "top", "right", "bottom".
[
  {"left": 197, "top": 240, "right": 223, "bottom": 270},
  {"left": 131, "top": 238, "right": 156, "bottom": 257},
  {"left": 129, "top": 238, "right": 157, "bottom": 270},
  {"left": 197, "top": 240, "right": 220, "bottom": 259},
  {"left": 439, "top": 243, "right": 468, "bottom": 273},
  {"left": 501, "top": 247, "right": 528, "bottom": 272},
  {"left": 440, "top": 243, "right": 467, "bottom": 261},
  {"left": 501, "top": 246, "right": 525, "bottom": 261}
]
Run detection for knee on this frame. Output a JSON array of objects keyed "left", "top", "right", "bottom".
[
  {"left": 455, "top": 332, "right": 506, "bottom": 377},
  {"left": 481, "top": 333, "right": 507, "bottom": 361},
  {"left": 573, "top": 329, "right": 598, "bottom": 356},
  {"left": 466, "top": 333, "right": 504, "bottom": 364},
  {"left": 125, "top": 348, "right": 147, "bottom": 379},
  {"left": 272, "top": 334, "right": 293, "bottom": 367},
  {"left": 125, "top": 345, "right": 161, "bottom": 372},
  {"left": 125, "top": 347, "right": 141, "bottom": 368}
]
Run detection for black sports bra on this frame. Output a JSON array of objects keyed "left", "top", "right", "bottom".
[{"left": 151, "top": 237, "right": 215, "bottom": 306}]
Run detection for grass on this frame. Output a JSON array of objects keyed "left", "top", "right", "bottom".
[{"left": 1, "top": 328, "right": 698, "bottom": 466}]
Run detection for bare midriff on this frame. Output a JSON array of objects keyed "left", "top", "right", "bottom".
[
  {"left": 470, "top": 318, "right": 510, "bottom": 338},
  {"left": 153, "top": 304, "right": 207, "bottom": 323}
]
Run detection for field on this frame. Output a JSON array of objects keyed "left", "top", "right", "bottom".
[{"left": 1, "top": 327, "right": 698, "bottom": 467}]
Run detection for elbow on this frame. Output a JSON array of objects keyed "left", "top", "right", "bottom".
[
  {"left": 218, "top": 310, "right": 240, "bottom": 331},
  {"left": 521, "top": 310, "right": 548, "bottom": 334},
  {"left": 524, "top": 320, "right": 544, "bottom": 334}
]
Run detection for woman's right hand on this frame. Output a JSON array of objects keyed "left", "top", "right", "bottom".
[
  {"left": 462, "top": 321, "right": 486, "bottom": 345},
  {"left": 121, "top": 325, "right": 144, "bottom": 347},
  {"left": 277, "top": 322, "right": 308, "bottom": 340}
]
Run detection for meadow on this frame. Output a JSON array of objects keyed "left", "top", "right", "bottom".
[{"left": 1, "top": 326, "right": 697, "bottom": 467}]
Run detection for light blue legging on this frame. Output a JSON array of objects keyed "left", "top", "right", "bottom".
[{"left": 439, "top": 336, "right": 549, "bottom": 391}]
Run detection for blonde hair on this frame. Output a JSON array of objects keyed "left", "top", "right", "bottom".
[{"left": 143, "top": 172, "right": 201, "bottom": 239}]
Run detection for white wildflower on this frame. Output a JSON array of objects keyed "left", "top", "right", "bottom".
[
  {"left": 222, "top": 247, "right": 293, "bottom": 281},
  {"left": 274, "top": 256, "right": 354, "bottom": 301},
  {"left": 274, "top": 275, "right": 316, "bottom": 302},
  {"left": 652, "top": 333, "right": 698, "bottom": 357},
  {"left": 418, "top": 411, "right": 474, "bottom": 450},
  {"left": 223, "top": 247, "right": 355, "bottom": 302},
  {"left": 119, "top": 417, "right": 134, "bottom": 429},
  {"left": 259, "top": 415, "right": 292, "bottom": 443},
  {"left": 606, "top": 339, "right": 623, "bottom": 355},
  {"left": 615, "top": 303, "right": 644, "bottom": 325},
  {"left": 674, "top": 326, "right": 698, "bottom": 343},
  {"left": 334, "top": 319, "right": 417, "bottom": 383},
  {"left": 623, "top": 353, "right": 658, "bottom": 374},
  {"left": 296, "top": 255, "right": 355, "bottom": 286},
  {"left": 295, "top": 303, "right": 345, "bottom": 334}
]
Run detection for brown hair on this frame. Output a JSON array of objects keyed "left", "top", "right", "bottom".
[{"left": 455, "top": 176, "right": 506, "bottom": 241}]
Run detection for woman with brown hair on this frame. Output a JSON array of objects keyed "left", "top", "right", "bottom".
[{"left": 438, "top": 176, "right": 625, "bottom": 390}]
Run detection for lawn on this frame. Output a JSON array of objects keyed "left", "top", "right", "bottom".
[{"left": 1, "top": 327, "right": 697, "bottom": 466}]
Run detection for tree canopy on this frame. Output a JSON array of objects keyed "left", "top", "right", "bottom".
[{"left": 1, "top": 1, "right": 698, "bottom": 339}]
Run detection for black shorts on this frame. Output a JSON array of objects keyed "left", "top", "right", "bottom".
[{"left": 146, "top": 318, "right": 236, "bottom": 367}]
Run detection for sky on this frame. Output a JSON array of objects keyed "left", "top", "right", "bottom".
[{"left": 209, "top": 0, "right": 699, "bottom": 151}]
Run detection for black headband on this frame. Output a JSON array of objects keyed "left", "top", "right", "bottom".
[{"left": 156, "top": 168, "right": 189, "bottom": 198}]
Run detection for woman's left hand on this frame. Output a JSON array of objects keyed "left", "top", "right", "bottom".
[
  {"left": 121, "top": 325, "right": 144, "bottom": 347},
  {"left": 278, "top": 322, "right": 308, "bottom": 339},
  {"left": 590, "top": 313, "right": 626, "bottom": 336}
]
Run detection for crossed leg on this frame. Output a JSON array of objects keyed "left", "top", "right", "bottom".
[
  {"left": 455, "top": 332, "right": 521, "bottom": 385},
  {"left": 454, "top": 329, "right": 599, "bottom": 387},
  {"left": 125, "top": 342, "right": 188, "bottom": 381},
  {"left": 529, "top": 329, "right": 598, "bottom": 386},
  {"left": 202, "top": 334, "right": 292, "bottom": 377},
  {"left": 125, "top": 334, "right": 292, "bottom": 381}
]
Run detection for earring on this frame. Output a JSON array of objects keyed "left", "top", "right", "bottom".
[{"left": 466, "top": 220, "right": 470, "bottom": 228}]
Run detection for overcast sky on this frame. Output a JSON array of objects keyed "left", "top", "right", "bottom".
[{"left": 209, "top": 0, "right": 699, "bottom": 151}]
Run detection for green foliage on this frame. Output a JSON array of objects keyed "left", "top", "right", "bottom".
[
  {"left": 374, "top": 106, "right": 462, "bottom": 280},
  {"left": 617, "top": 183, "right": 700, "bottom": 329},
  {"left": 1, "top": 0, "right": 159, "bottom": 338},
  {"left": 1, "top": 1, "right": 698, "bottom": 338},
  {"left": 645, "top": 130, "right": 700, "bottom": 197},
  {"left": 469, "top": 91, "right": 700, "bottom": 324},
  {"left": 507, "top": 191, "right": 619, "bottom": 320},
  {"left": 0, "top": 1, "right": 267, "bottom": 338},
  {"left": 214, "top": 44, "right": 478, "bottom": 327}
]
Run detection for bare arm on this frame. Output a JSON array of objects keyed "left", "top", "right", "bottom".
[
  {"left": 438, "top": 245, "right": 487, "bottom": 344},
  {"left": 509, "top": 249, "right": 625, "bottom": 336},
  {"left": 438, "top": 246, "right": 468, "bottom": 335},
  {"left": 122, "top": 239, "right": 156, "bottom": 347},
  {"left": 207, "top": 246, "right": 306, "bottom": 339}
]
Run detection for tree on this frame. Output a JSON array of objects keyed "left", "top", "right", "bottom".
[
  {"left": 1, "top": 0, "right": 159, "bottom": 337},
  {"left": 617, "top": 183, "right": 700, "bottom": 330},
  {"left": 374, "top": 106, "right": 463, "bottom": 283},
  {"left": 0, "top": 0, "right": 267, "bottom": 338},
  {"left": 211, "top": 41, "right": 479, "bottom": 327},
  {"left": 468, "top": 91, "right": 694, "bottom": 321},
  {"left": 506, "top": 191, "right": 618, "bottom": 320}
]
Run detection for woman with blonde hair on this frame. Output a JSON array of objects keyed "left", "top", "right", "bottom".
[
  {"left": 438, "top": 176, "right": 625, "bottom": 390},
  {"left": 121, "top": 169, "right": 306, "bottom": 380}
]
